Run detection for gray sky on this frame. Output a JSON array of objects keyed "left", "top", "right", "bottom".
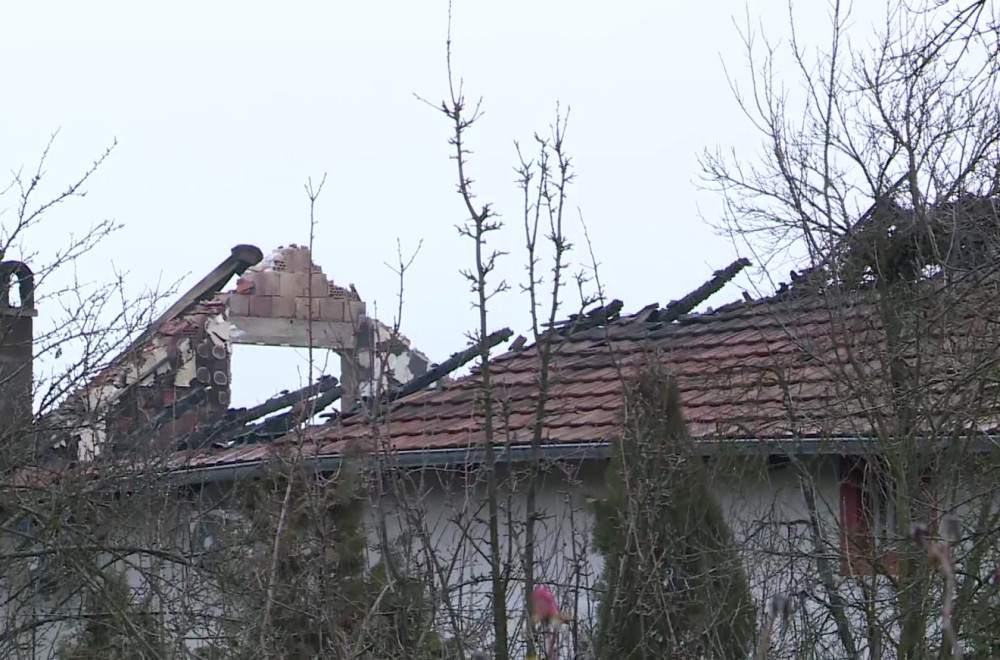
[{"left": 0, "top": 1, "right": 876, "bottom": 407}]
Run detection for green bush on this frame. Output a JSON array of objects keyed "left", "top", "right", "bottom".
[{"left": 593, "top": 365, "right": 756, "bottom": 658}]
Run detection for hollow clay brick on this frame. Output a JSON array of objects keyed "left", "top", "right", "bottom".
[
  {"left": 279, "top": 272, "right": 307, "bottom": 298},
  {"left": 254, "top": 270, "right": 282, "bottom": 296},
  {"left": 227, "top": 294, "right": 250, "bottom": 317},
  {"left": 345, "top": 300, "right": 365, "bottom": 321},
  {"left": 287, "top": 247, "right": 311, "bottom": 272},
  {"left": 295, "top": 297, "right": 322, "bottom": 320},
  {"left": 248, "top": 295, "right": 273, "bottom": 317},
  {"left": 309, "top": 272, "right": 328, "bottom": 296},
  {"left": 271, "top": 296, "right": 296, "bottom": 319},
  {"left": 320, "top": 299, "right": 345, "bottom": 322}
]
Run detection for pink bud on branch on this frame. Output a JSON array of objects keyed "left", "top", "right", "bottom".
[{"left": 529, "top": 587, "right": 572, "bottom": 660}]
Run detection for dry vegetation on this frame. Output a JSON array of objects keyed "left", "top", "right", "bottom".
[{"left": 3, "top": 1, "right": 1000, "bottom": 658}]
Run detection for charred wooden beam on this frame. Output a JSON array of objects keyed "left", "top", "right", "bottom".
[
  {"left": 185, "top": 375, "right": 339, "bottom": 448},
  {"left": 657, "top": 258, "right": 751, "bottom": 323},
  {"left": 385, "top": 328, "right": 513, "bottom": 403},
  {"left": 554, "top": 299, "right": 624, "bottom": 336},
  {"left": 222, "top": 375, "right": 337, "bottom": 427},
  {"left": 219, "top": 384, "right": 343, "bottom": 446},
  {"left": 262, "top": 385, "right": 343, "bottom": 432},
  {"left": 119, "top": 245, "right": 263, "bottom": 361}
]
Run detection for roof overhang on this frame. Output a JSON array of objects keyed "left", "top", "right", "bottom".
[{"left": 167, "top": 435, "right": 1000, "bottom": 486}]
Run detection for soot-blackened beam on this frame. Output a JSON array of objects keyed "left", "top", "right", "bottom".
[
  {"left": 221, "top": 385, "right": 344, "bottom": 445},
  {"left": 189, "top": 375, "right": 339, "bottom": 447},
  {"left": 657, "top": 258, "right": 751, "bottom": 323},
  {"left": 554, "top": 299, "right": 624, "bottom": 335},
  {"left": 223, "top": 375, "right": 337, "bottom": 427},
  {"left": 386, "top": 328, "right": 513, "bottom": 403},
  {"left": 119, "top": 245, "right": 263, "bottom": 361}
]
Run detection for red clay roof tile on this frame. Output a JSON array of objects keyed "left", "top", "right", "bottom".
[
  {"left": 308, "top": 295, "right": 885, "bottom": 447},
  {"left": 179, "top": 281, "right": 1000, "bottom": 469}
]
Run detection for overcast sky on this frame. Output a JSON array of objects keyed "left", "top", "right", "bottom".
[{"left": 0, "top": 1, "right": 882, "bottom": 407}]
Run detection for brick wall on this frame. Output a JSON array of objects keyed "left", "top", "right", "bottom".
[{"left": 226, "top": 245, "right": 365, "bottom": 324}]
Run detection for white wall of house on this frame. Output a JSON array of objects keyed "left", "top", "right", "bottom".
[
  {"left": 0, "top": 454, "right": 848, "bottom": 659},
  {"left": 369, "top": 454, "right": 845, "bottom": 656}
]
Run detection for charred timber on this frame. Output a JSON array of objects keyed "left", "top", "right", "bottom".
[
  {"left": 656, "top": 258, "right": 751, "bottom": 323},
  {"left": 385, "top": 328, "right": 513, "bottom": 403}
]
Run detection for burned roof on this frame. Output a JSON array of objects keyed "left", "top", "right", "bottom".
[
  {"left": 319, "top": 295, "right": 865, "bottom": 447},
  {"left": 25, "top": 246, "right": 1000, "bottom": 486},
  {"left": 176, "top": 262, "right": 974, "bottom": 473}
]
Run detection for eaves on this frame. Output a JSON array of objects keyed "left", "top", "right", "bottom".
[{"left": 166, "top": 435, "right": 999, "bottom": 486}]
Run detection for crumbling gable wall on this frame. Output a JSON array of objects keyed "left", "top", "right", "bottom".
[
  {"left": 48, "top": 244, "right": 433, "bottom": 462},
  {"left": 344, "top": 316, "right": 431, "bottom": 410},
  {"left": 223, "top": 245, "right": 432, "bottom": 411},
  {"left": 225, "top": 244, "right": 365, "bottom": 325},
  {"left": 53, "top": 298, "right": 235, "bottom": 460}
]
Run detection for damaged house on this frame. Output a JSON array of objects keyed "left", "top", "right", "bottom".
[
  {"left": 5, "top": 196, "right": 1000, "bottom": 656},
  {"left": 39, "top": 243, "right": 429, "bottom": 462}
]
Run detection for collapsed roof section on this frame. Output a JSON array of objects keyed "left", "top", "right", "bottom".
[
  {"left": 227, "top": 244, "right": 436, "bottom": 411},
  {"left": 173, "top": 260, "right": 761, "bottom": 473},
  {"left": 43, "top": 244, "right": 434, "bottom": 463}
]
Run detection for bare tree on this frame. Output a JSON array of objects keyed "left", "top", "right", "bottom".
[
  {"left": 0, "top": 134, "right": 198, "bottom": 658},
  {"left": 514, "top": 108, "right": 591, "bottom": 659},
  {"left": 702, "top": 0, "right": 1000, "bottom": 657},
  {"left": 418, "top": 10, "right": 513, "bottom": 655}
]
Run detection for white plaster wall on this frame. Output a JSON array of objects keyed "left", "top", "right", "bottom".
[
  {"left": 369, "top": 460, "right": 606, "bottom": 653},
  {"left": 0, "top": 456, "right": 852, "bottom": 659},
  {"left": 370, "top": 456, "right": 846, "bottom": 656}
]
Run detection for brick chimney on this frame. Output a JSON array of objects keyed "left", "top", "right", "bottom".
[{"left": 0, "top": 261, "right": 36, "bottom": 453}]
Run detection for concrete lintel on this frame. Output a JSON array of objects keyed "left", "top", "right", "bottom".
[{"left": 228, "top": 316, "right": 357, "bottom": 349}]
